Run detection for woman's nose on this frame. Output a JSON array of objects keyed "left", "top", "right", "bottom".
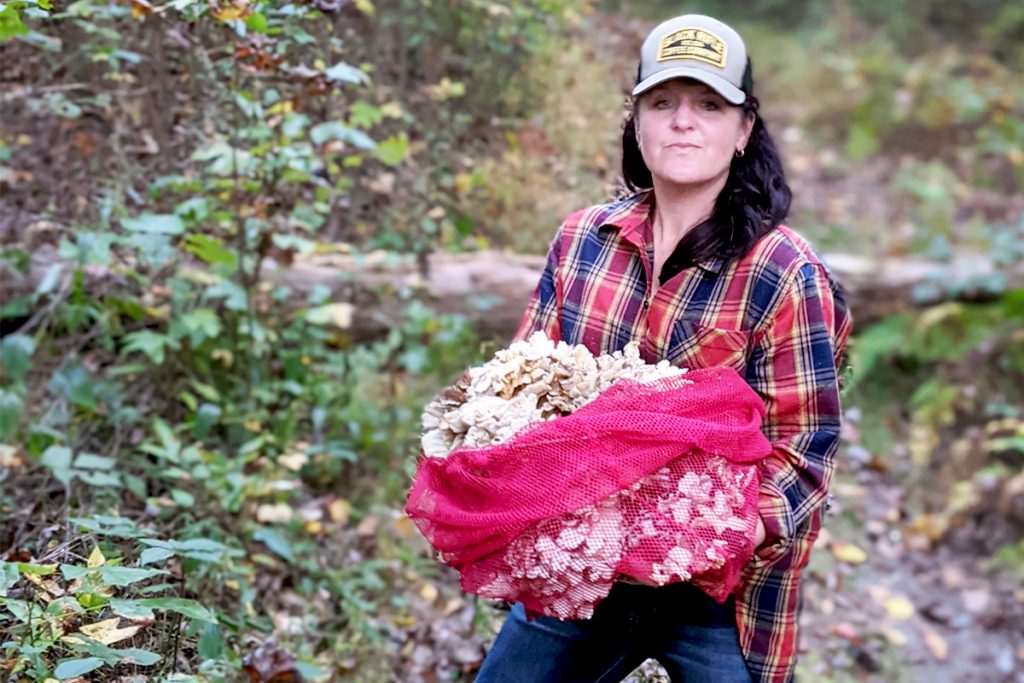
[{"left": 670, "top": 102, "right": 696, "bottom": 130}]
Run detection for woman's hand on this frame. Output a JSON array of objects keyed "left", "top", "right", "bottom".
[{"left": 753, "top": 514, "right": 766, "bottom": 549}]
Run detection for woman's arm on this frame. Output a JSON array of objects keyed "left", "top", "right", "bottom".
[
  {"left": 746, "top": 261, "right": 851, "bottom": 559},
  {"left": 514, "top": 226, "right": 564, "bottom": 343}
]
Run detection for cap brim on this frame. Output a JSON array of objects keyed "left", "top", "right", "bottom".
[{"left": 632, "top": 67, "right": 746, "bottom": 105}]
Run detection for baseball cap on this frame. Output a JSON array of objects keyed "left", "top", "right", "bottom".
[{"left": 632, "top": 14, "right": 749, "bottom": 105}]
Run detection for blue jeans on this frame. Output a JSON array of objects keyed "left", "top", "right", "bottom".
[{"left": 475, "top": 582, "right": 753, "bottom": 683}]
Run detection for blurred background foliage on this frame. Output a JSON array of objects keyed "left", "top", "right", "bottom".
[{"left": 0, "top": 0, "right": 1021, "bottom": 681}]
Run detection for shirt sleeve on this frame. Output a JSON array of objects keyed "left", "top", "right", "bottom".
[
  {"left": 746, "top": 262, "right": 851, "bottom": 559},
  {"left": 513, "top": 226, "right": 564, "bottom": 343}
]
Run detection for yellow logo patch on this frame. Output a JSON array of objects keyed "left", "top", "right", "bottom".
[{"left": 657, "top": 28, "right": 727, "bottom": 68}]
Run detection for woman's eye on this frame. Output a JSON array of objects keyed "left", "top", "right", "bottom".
[
  {"left": 653, "top": 98, "right": 672, "bottom": 109},
  {"left": 701, "top": 99, "right": 721, "bottom": 111}
]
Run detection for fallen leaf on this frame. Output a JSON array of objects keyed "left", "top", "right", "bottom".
[
  {"left": 242, "top": 639, "right": 300, "bottom": 683},
  {"left": 961, "top": 588, "right": 990, "bottom": 614},
  {"left": 256, "top": 503, "right": 293, "bottom": 524},
  {"left": 922, "top": 628, "right": 948, "bottom": 660},
  {"left": 393, "top": 515, "right": 418, "bottom": 539},
  {"left": 356, "top": 515, "right": 378, "bottom": 536},
  {"left": 87, "top": 546, "right": 106, "bottom": 568},
  {"left": 328, "top": 499, "right": 351, "bottom": 524},
  {"left": 73, "top": 617, "right": 144, "bottom": 645},
  {"left": 883, "top": 595, "right": 915, "bottom": 620},
  {"left": 883, "top": 627, "right": 908, "bottom": 646},
  {"left": 830, "top": 621, "right": 862, "bottom": 643},
  {"left": 22, "top": 573, "right": 64, "bottom": 598},
  {"left": 443, "top": 597, "right": 465, "bottom": 616},
  {"left": 277, "top": 450, "right": 308, "bottom": 472},
  {"left": 0, "top": 444, "right": 27, "bottom": 468},
  {"left": 418, "top": 582, "right": 438, "bottom": 603},
  {"left": 830, "top": 540, "right": 867, "bottom": 564}
]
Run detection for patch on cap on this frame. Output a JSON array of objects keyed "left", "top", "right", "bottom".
[{"left": 656, "top": 28, "right": 727, "bottom": 69}]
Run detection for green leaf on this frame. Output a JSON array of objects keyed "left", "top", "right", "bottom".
[
  {"left": 4, "top": 598, "right": 44, "bottom": 622},
  {"left": 122, "top": 212, "right": 185, "bottom": 235},
  {"left": 0, "top": 333, "right": 35, "bottom": 383},
  {"left": 53, "top": 657, "right": 104, "bottom": 679},
  {"left": 140, "top": 597, "right": 217, "bottom": 622},
  {"left": 845, "top": 121, "right": 879, "bottom": 162},
  {"left": 34, "top": 262, "right": 62, "bottom": 297},
  {"left": 48, "top": 363, "right": 97, "bottom": 410},
  {"left": 309, "top": 121, "right": 376, "bottom": 150},
  {"left": 74, "top": 452, "right": 116, "bottom": 470},
  {"left": 123, "top": 330, "right": 179, "bottom": 365},
  {"left": 60, "top": 564, "right": 89, "bottom": 580},
  {"left": 16, "top": 562, "right": 57, "bottom": 576},
  {"left": 253, "top": 527, "right": 294, "bottom": 562},
  {"left": 139, "top": 547, "right": 176, "bottom": 565},
  {"left": 197, "top": 622, "right": 224, "bottom": 660},
  {"left": 0, "top": 390, "right": 23, "bottom": 440},
  {"left": 0, "top": 6, "right": 29, "bottom": 42},
  {"left": 183, "top": 234, "right": 238, "bottom": 269},
  {"left": 373, "top": 134, "right": 408, "bottom": 165},
  {"left": 41, "top": 445, "right": 74, "bottom": 485},
  {"left": 108, "top": 598, "right": 154, "bottom": 619},
  {"left": 69, "top": 515, "right": 142, "bottom": 539},
  {"left": 78, "top": 471, "right": 122, "bottom": 487},
  {"left": 181, "top": 308, "right": 222, "bottom": 345},
  {"left": 95, "top": 566, "right": 168, "bottom": 587},
  {"left": 244, "top": 11, "right": 267, "bottom": 33},
  {"left": 170, "top": 489, "right": 195, "bottom": 507},
  {"left": 0, "top": 561, "right": 20, "bottom": 595},
  {"left": 348, "top": 101, "right": 383, "bottom": 129},
  {"left": 118, "top": 647, "right": 162, "bottom": 666},
  {"left": 324, "top": 61, "right": 369, "bottom": 84}
]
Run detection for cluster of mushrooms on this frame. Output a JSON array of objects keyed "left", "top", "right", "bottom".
[{"left": 420, "top": 332, "right": 687, "bottom": 458}]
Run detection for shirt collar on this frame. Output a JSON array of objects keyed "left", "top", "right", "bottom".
[{"left": 598, "top": 190, "right": 725, "bottom": 274}]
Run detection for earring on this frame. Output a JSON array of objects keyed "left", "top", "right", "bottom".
[{"left": 735, "top": 148, "right": 745, "bottom": 158}]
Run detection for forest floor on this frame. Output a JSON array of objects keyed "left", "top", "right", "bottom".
[{"left": 386, "top": 430, "right": 1024, "bottom": 683}]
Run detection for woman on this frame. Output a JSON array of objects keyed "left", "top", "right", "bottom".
[{"left": 474, "top": 13, "right": 851, "bottom": 683}]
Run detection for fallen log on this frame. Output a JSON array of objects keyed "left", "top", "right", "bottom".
[{"left": 2, "top": 244, "right": 1022, "bottom": 341}]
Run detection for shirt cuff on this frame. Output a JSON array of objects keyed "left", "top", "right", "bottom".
[{"left": 756, "top": 477, "right": 795, "bottom": 559}]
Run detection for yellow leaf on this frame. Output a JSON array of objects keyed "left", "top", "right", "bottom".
[
  {"left": 307, "top": 303, "right": 354, "bottom": 329},
  {"left": 922, "top": 628, "right": 948, "bottom": 660},
  {"left": 328, "top": 499, "right": 351, "bottom": 524},
  {"left": 830, "top": 540, "right": 867, "bottom": 565},
  {"left": 883, "top": 595, "right": 915, "bottom": 620},
  {"left": 267, "top": 101, "right": 294, "bottom": 116},
  {"left": 23, "top": 573, "right": 63, "bottom": 598},
  {"left": 213, "top": 4, "right": 249, "bottom": 21},
  {"left": 87, "top": 546, "right": 106, "bottom": 568},
  {"left": 211, "top": 349, "right": 234, "bottom": 367},
  {"left": 0, "top": 443, "right": 27, "bottom": 468},
  {"left": 418, "top": 582, "right": 438, "bottom": 602},
  {"left": 352, "top": 0, "right": 375, "bottom": 15},
  {"left": 883, "top": 627, "right": 908, "bottom": 646},
  {"left": 313, "top": 58, "right": 326, "bottom": 72},
  {"left": 244, "top": 419, "right": 262, "bottom": 432},
  {"left": 393, "top": 515, "right": 418, "bottom": 539},
  {"left": 453, "top": 173, "right": 473, "bottom": 195},
  {"left": 75, "top": 617, "right": 144, "bottom": 645},
  {"left": 256, "top": 503, "right": 293, "bottom": 524},
  {"left": 303, "top": 520, "right": 323, "bottom": 535}
]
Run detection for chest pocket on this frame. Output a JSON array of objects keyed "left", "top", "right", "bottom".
[{"left": 666, "top": 320, "right": 751, "bottom": 373}]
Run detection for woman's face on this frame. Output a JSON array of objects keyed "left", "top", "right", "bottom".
[{"left": 635, "top": 79, "right": 753, "bottom": 191}]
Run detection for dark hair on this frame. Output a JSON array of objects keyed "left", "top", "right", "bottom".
[{"left": 621, "top": 68, "right": 792, "bottom": 269}]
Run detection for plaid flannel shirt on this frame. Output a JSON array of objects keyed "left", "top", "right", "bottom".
[{"left": 514, "top": 190, "right": 852, "bottom": 682}]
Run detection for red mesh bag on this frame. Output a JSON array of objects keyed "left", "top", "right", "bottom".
[{"left": 405, "top": 366, "right": 772, "bottom": 620}]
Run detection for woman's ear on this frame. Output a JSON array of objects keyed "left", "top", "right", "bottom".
[{"left": 740, "top": 112, "right": 755, "bottom": 149}]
